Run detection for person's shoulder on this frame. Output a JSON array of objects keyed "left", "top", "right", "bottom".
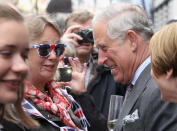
[
  {"left": 136, "top": 74, "right": 160, "bottom": 105},
  {"left": 142, "top": 76, "right": 159, "bottom": 98},
  {"left": 146, "top": 76, "right": 158, "bottom": 90}
]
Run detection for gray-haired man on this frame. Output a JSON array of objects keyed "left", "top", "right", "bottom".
[{"left": 92, "top": 2, "right": 177, "bottom": 131}]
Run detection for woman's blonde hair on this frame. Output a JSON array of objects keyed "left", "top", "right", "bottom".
[
  {"left": 150, "top": 22, "right": 177, "bottom": 77},
  {"left": 0, "top": 3, "right": 39, "bottom": 128},
  {"left": 24, "top": 14, "right": 61, "bottom": 45}
]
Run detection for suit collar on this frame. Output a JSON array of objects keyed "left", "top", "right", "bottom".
[
  {"left": 132, "top": 56, "right": 151, "bottom": 85},
  {"left": 118, "top": 64, "right": 152, "bottom": 129}
]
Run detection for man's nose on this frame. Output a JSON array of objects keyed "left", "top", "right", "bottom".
[
  {"left": 48, "top": 49, "right": 57, "bottom": 59},
  {"left": 98, "top": 49, "right": 107, "bottom": 65}
]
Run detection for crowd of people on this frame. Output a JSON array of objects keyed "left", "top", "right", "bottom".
[{"left": 0, "top": 1, "right": 177, "bottom": 131}]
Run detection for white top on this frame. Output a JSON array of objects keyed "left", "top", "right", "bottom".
[{"left": 0, "top": 124, "right": 3, "bottom": 131}]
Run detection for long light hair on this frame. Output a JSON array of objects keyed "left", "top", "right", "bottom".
[{"left": 24, "top": 14, "right": 60, "bottom": 46}]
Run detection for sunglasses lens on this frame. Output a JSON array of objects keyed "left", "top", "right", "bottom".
[
  {"left": 55, "top": 44, "right": 65, "bottom": 57},
  {"left": 39, "top": 44, "right": 50, "bottom": 57}
]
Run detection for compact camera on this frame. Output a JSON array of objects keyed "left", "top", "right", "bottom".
[
  {"left": 76, "top": 29, "right": 94, "bottom": 45},
  {"left": 58, "top": 67, "right": 72, "bottom": 82},
  {"left": 63, "top": 56, "right": 76, "bottom": 66}
]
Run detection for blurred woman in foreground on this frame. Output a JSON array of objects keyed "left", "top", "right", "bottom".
[
  {"left": 150, "top": 22, "right": 177, "bottom": 103},
  {"left": 0, "top": 3, "right": 38, "bottom": 131}
]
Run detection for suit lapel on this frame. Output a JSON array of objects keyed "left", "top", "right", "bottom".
[
  {"left": 86, "top": 60, "right": 98, "bottom": 92},
  {"left": 118, "top": 64, "right": 151, "bottom": 130}
]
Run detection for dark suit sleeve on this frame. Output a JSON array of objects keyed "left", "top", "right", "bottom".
[
  {"left": 143, "top": 80, "right": 177, "bottom": 131},
  {"left": 72, "top": 93, "right": 109, "bottom": 131},
  {"left": 2, "top": 119, "right": 25, "bottom": 131}
]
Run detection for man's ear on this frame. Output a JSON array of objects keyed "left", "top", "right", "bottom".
[
  {"left": 127, "top": 30, "right": 138, "bottom": 52},
  {"left": 166, "top": 69, "right": 173, "bottom": 80}
]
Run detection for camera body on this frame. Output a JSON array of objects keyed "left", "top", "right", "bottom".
[
  {"left": 58, "top": 67, "right": 72, "bottom": 82},
  {"left": 64, "top": 56, "right": 70, "bottom": 66},
  {"left": 63, "top": 56, "right": 76, "bottom": 66},
  {"left": 76, "top": 29, "right": 94, "bottom": 45}
]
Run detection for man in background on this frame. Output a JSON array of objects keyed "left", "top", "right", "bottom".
[
  {"left": 61, "top": 10, "right": 109, "bottom": 131},
  {"left": 63, "top": 10, "right": 97, "bottom": 89}
]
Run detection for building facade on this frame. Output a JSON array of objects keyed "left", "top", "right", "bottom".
[{"left": 152, "top": 0, "right": 177, "bottom": 31}]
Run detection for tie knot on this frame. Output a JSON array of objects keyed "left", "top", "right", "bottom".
[
  {"left": 126, "top": 84, "right": 133, "bottom": 94},
  {"left": 127, "top": 84, "right": 133, "bottom": 89},
  {"left": 123, "top": 84, "right": 133, "bottom": 104}
]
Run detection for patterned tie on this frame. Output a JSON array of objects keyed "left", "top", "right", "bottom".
[{"left": 123, "top": 84, "right": 133, "bottom": 105}]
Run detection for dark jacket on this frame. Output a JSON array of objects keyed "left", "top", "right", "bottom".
[
  {"left": 72, "top": 93, "right": 109, "bottom": 131},
  {"left": 25, "top": 117, "right": 61, "bottom": 131},
  {"left": 2, "top": 119, "right": 25, "bottom": 131},
  {"left": 87, "top": 65, "right": 124, "bottom": 119},
  {"left": 2, "top": 116, "right": 58, "bottom": 131},
  {"left": 72, "top": 66, "right": 126, "bottom": 131}
]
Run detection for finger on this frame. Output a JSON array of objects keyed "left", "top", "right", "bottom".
[
  {"left": 69, "top": 57, "right": 76, "bottom": 69},
  {"left": 58, "top": 81, "right": 70, "bottom": 87},
  {"left": 56, "top": 82, "right": 62, "bottom": 86},
  {"left": 83, "top": 63, "right": 87, "bottom": 75},
  {"left": 63, "top": 38, "right": 78, "bottom": 46},
  {"left": 64, "top": 82, "right": 71, "bottom": 87},
  {"left": 62, "top": 33, "right": 82, "bottom": 46},
  {"left": 64, "top": 65, "right": 69, "bottom": 68},
  {"left": 68, "top": 33, "right": 82, "bottom": 46},
  {"left": 66, "top": 33, "right": 82, "bottom": 40},
  {"left": 56, "top": 82, "right": 66, "bottom": 87},
  {"left": 75, "top": 57, "right": 82, "bottom": 70},
  {"left": 65, "top": 25, "right": 83, "bottom": 34}
]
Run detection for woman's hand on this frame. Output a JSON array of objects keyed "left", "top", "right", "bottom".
[
  {"left": 69, "top": 57, "right": 87, "bottom": 95},
  {"left": 57, "top": 57, "right": 87, "bottom": 95}
]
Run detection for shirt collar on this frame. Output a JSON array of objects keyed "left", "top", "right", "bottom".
[
  {"left": 131, "top": 56, "right": 151, "bottom": 85},
  {"left": 87, "top": 55, "right": 94, "bottom": 67}
]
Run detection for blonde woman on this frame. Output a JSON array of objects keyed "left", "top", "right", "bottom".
[
  {"left": 150, "top": 22, "right": 177, "bottom": 103},
  {"left": 0, "top": 3, "right": 38, "bottom": 131},
  {"left": 23, "top": 14, "right": 89, "bottom": 131}
]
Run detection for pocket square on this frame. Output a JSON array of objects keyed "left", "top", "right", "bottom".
[
  {"left": 0, "top": 124, "right": 3, "bottom": 130},
  {"left": 123, "top": 109, "right": 139, "bottom": 125}
]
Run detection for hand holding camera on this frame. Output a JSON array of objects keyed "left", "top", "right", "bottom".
[
  {"left": 57, "top": 57, "right": 87, "bottom": 95},
  {"left": 76, "top": 29, "right": 94, "bottom": 45},
  {"left": 57, "top": 56, "right": 76, "bottom": 82},
  {"left": 61, "top": 25, "right": 94, "bottom": 46},
  {"left": 61, "top": 25, "right": 83, "bottom": 46}
]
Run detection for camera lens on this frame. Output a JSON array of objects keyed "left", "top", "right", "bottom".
[
  {"left": 86, "top": 30, "right": 94, "bottom": 43},
  {"left": 64, "top": 56, "right": 70, "bottom": 66}
]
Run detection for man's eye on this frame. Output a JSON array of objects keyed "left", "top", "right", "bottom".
[{"left": 101, "top": 47, "right": 107, "bottom": 52}]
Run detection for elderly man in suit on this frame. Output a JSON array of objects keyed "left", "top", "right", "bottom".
[{"left": 92, "top": 2, "right": 177, "bottom": 131}]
